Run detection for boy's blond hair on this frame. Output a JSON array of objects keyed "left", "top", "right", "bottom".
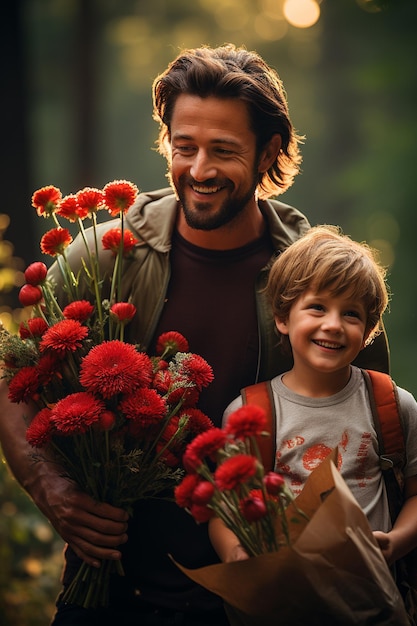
[{"left": 266, "top": 225, "right": 389, "bottom": 347}]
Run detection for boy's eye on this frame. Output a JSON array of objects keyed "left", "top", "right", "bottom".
[
  {"left": 309, "top": 304, "right": 324, "bottom": 311},
  {"left": 345, "top": 310, "right": 361, "bottom": 319}
]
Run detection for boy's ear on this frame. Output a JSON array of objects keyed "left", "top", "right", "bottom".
[
  {"left": 258, "top": 134, "right": 282, "bottom": 173},
  {"left": 361, "top": 329, "right": 373, "bottom": 349},
  {"left": 274, "top": 315, "right": 289, "bottom": 335}
]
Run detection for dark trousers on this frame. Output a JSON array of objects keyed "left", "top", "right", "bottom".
[{"left": 50, "top": 601, "right": 231, "bottom": 626}]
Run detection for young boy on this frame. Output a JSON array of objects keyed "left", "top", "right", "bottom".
[{"left": 210, "top": 225, "right": 417, "bottom": 570}]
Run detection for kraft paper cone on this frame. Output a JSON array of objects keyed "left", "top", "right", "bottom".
[{"left": 173, "top": 449, "right": 410, "bottom": 626}]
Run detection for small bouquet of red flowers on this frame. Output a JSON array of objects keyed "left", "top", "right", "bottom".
[
  {"left": 0, "top": 181, "right": 214, "bottom": 609},
  {"left": 175, "top": 404, "right": 303, "bottom": 556},
  {"left": 174, "top": 410, "right": 409, "bottom": 626}
]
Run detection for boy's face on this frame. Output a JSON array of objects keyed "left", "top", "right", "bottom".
[{"left": 275, "top": 289, "right": 369, "bottom": 377}]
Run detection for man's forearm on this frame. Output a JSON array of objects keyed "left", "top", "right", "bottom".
[{"left": 0, "top": 378, "right": 39, "bottom": 491}]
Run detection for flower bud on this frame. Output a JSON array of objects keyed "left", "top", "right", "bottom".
[
  {"left": 239, "top": 496, "right": 267, "bottom": 522},
  {"left": 110, "top": 302, "right": 136, "bottom": 323},
  {"left": 99, "top": 411, "right": 116, "bottom": 431},
  {"left": 19, "top": 284, "right": 43, "bottom": 306},
  {"left": 24, "top": 262, "right": 48, "bottom": 285},
  {"left": 192, "top": 481, "right": 215, "bottom": 505},
  {"left": 264, "top": 471, "right": 285, "bottom": 495}
]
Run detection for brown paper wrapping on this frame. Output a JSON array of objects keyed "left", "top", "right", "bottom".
[{"left": 173, "top": 450, "right": 410, "bottom": 625}]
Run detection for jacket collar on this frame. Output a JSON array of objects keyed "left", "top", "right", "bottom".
[{"left": 126, "top": 187, "right": 310, "bottom": 254}]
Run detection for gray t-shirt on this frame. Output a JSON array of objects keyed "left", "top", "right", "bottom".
[{"left": 223, "top": 366, "right": 417, "bottom": 532}]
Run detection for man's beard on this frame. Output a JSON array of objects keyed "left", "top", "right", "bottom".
[{"left": 175, "top": 175, "right": 258, "bottom": 231}]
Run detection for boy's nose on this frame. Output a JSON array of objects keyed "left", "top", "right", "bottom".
[{"left": 321, "top": 312, "right": 343, "bottom": 332}]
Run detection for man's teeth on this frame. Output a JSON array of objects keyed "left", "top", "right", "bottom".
[{"left": 192, "top": 185, "right": 222, "bottom": 194}]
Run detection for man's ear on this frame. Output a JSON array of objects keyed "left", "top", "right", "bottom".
[
  {"left": 258, "top": 134, "right": 282, "bottom": 173},
  {"left": 274, "top": 315, "right": 289, "bottom": 335}
]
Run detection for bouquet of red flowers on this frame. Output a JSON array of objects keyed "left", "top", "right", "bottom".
[
  {"left": 175, "top": 404, "right": 305, "bottom": 556},
  {"left": 0, "top": 181, "right": 214, "bottom": 609}
]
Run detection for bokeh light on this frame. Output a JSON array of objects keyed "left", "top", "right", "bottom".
[{"left": 283, "top": 0, "right": 320, "bottom": 28}]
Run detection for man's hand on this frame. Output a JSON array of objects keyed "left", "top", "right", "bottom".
[{"left": 31, "top": 471, "right": 129, "bottom": 567}]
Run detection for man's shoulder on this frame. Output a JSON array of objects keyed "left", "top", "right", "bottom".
[
  {"left": 127, "top": 188, "right": 178, "bottom": 251},
  {"left": 260, "top": 197, "right": 311, "bottom": 248}
]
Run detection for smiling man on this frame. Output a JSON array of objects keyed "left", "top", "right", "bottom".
[{"left": 0, "top": 44, "right": 390, "bottom": 626}]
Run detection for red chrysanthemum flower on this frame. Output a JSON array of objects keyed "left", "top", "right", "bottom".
[
  {"left": 174, "top": 474, "right": 201, "bottom": 509},
  {"left": 76, "top": 187, "right": 105, "bottom": 214},
  {"left": 263, "top": 472, "right": 285, "bottom": 495},
  {"left": 110, "top": 302, "right": 136, "bottom": 323},
  {"left": 174, "top": 354, "right": 214, "bottom": 390},
  {"left": 119, "top": 387, "right": 167, "bottom": 431},
  {"left": 63, "top": 300, "right": 95, "bottom": 322},
  {"left": 19, "top": 284, "right": 43, "bottom": 307},
  {"left": 225, "top": 405, "right": 268, "bottom": 439},
  {"left": 51, "top": 392, "right": 105, "bottom": 434},
  {"left": 57, "top": 194, "right": 89, "bottom": 221},
  {"left": 156, "top": 331, "right": 189, "bottom": 357},
  {"left": 183, "top": 428, "right": 226, "bottom": 473},
  {"left": 180, "top": 408, "right": 214, "bottom": 436},
  {"left": 40, "top": 227, "right": 73, "bottom": 257},
  {"left": 26, "top": 408, "right": 54, "bottom": 448},
  {"left": 103, "top": 180, "right": 138, "bottom": 216},
  {"left": 239, "top": 494, "right": 268, "bottom": 522},
  {"left": 24, "top": 262, "right": 48, "bottom": 285},
  {"left": 39, "top": 319, "right": 89, "bottom": 356},
  {"left": 7, "top": 366, "right": 40, "bottom": 403},
  {"left": 19, "top": 317, "right": 49, "bottom": 339},
  {"left": 32, "top": 185, "right": 62, "bottom": 217},
  {"left": 189, "top": 502, "right": 214, "bottom": 523},
  {"left": 214, "top": 454, "right": 258, "bottom": 491},
  {"left": 37, "top": 352, "right": 62, "bottom": 385},
  {"left": 79, "top": 340, "right": 153, "bottom": 398},
  {"left": 101, "top": 228, "right": 138, "bottom": 257}
]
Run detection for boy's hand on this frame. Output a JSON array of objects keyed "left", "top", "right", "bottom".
[{"left": 373, "top": 530, "right": 394, "bottom": 565}]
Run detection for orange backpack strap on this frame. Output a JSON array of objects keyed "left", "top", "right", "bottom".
[
  {"left": 241, "top": 381, "right": 276, "bottom": 472},
  {"left": 362, "top": 368, "right": 405, "bottom": 522}
]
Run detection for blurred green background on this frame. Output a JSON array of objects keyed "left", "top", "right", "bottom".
[{"left": 1, "top": 0, "right": 416, "bottom": 623}]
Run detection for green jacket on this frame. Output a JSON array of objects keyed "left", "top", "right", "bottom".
[{"left": 52, "top": 187, "right": 390, "bottom": 380}]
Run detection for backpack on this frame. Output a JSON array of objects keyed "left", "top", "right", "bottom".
[{"left": 241, "top": 369, "right": 417, "bottom": 623}]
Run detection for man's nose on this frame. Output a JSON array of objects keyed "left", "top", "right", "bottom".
[{"left": 190, "top": 151, "right": 217, "bottom": 181}]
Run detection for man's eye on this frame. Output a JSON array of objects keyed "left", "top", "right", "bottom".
[{"left": 175, "top": 145, "right": 194, "bottom": 153}]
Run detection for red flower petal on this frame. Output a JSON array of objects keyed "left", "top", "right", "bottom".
[
  {"left": 101, "top": 228, "right": 138, "bottom": 257},
  {"left": 103, "top": 180, "right": 139, "bottom": 216},
  {"left": 32, "top": 185, "right": 62, "bottom": 217},
  {"left": 225, "top": 405, "right": 268, "bottom": 439},
  {"left": 40, "top": 228, "right": 72, "bottom": 257},
  {"left": 79, "top": 340, "right": 153, "bottom": 398},
  {"left": 40, "top": 319, "right": 88, "bottom": 356},
  {"left": 51, "top": 392, "right": 105, "bottom": 434},
  {"left": 214, "top": 454, "right": 258, "bottom": 491},
  {"left": 63, "top": 300, "right": 94, "bottom": 322}
]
